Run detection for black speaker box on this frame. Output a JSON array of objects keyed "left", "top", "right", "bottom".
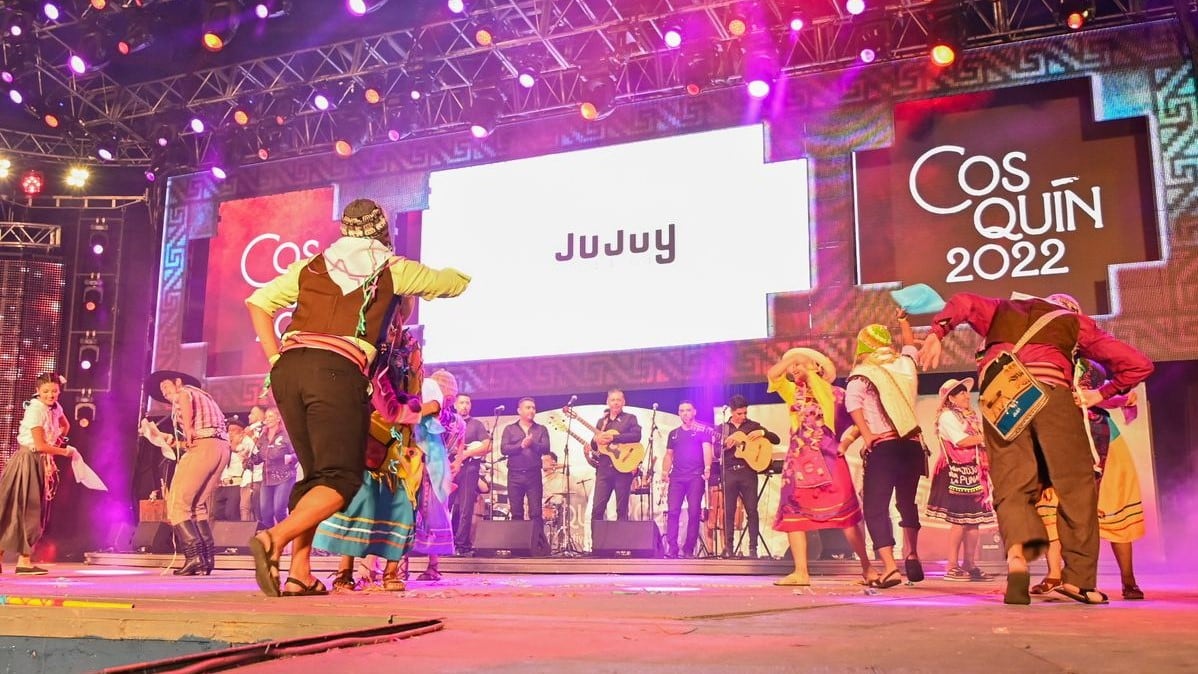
[
  {"left": 474, "top": 520, "right": 549, "bottom": 558},
  {"left": 592, "top": 520, "right": 660, "bottom": 558},
  {"left": 212, "top": 520, "right": 260, "bottom": 554},
  {"left": 131, "top": 522, "right": 174, "bottom": 553}
]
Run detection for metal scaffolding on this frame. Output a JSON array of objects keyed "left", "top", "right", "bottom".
[{"left": 0, "top": 0, "right": 1183, "bottom": 167}]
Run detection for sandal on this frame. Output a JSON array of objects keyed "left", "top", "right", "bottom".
[
  {"left": 248, "top": 532, "right": 281, "bottom": 597},
  {"left": 773, "top": 572, "right": 811, "bottom": 587},
  {"left": 330, "top": 569, "right": 356, "bottom": 592},
  {"left": 417, "top": 567, "right": 442, "bottom": 581},
  {"left": 1053, "top": 585, "right": 1109, "bottom": 605},
  {"left": 944, "top": 567, "right": 971, "bottom": 582},
  {"left": 1004, "top": 570, "right": 1031, "bottom": 605},
  {"left": 382, "top": 574, "right": 406, "bottom": 592},
  {"left": 904, "top": 556, "right": 924, "bottom": 583},
  {"left": 281, "top": 577, "right": 329, "bottom": 597},
  {"left": 398, "top": 557, "right": 410, "bottom": 581},
  {"left": 1122, "top": 584, "right": 1145, "bottom": 601},
  {"left": 1030, "top": 577, "right": 1062, "bottom": 595},
  {"left": 871, "top": 569, "right": 902, "bottom": 589}
]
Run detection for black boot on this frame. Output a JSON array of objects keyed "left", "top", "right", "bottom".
[
  {"left": 172, "top": 520, "right": 205, "bottom": 576},
  {"left": 196, "top": 519, "right": 215, "bottom": 575}
]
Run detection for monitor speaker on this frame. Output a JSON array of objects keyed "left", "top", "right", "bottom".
[
  {"left": 212, "top": 520, "right": 260, "bottom": 554},
  {"left": 474, "top": 520, "right": 549, "bottom": 558},
  {"left": 591, "top": 520, "right": 660, "bottom": 558},
  {"left": 131, "top": 521, "right": 174, "bottom": 554}
]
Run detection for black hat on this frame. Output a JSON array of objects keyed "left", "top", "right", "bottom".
[
  {"left": 226, "top": 415, "right": 246, "bottom": 429},
  {"left": 145, "top": 370, "right": 202, "bottom": 403}
]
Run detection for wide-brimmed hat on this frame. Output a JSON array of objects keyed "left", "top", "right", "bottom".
[
  {"left": 938, "top": 377, "right": 974, "bottom": 405},
  {"left": 784, "top": 347, "right": 836, "bottom": 383},
  {"left": 145, "top": 370, "right": 201, "bottom": 403}
]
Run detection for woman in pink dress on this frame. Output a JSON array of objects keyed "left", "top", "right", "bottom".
[{"left": 767, "top": 347, "right": 877, "bottom": 587}]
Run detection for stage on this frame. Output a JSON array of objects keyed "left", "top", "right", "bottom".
[{"left": 0, "top": 561, "right": 1195, "bottom": 673}]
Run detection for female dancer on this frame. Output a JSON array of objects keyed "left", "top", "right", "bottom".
[
  {"left": 766, "top": 348, "right": 877, "bottom": 587},
  {"left": 926, "top": 378, "right": 996, "bottom": 581},
  {"left": 404, "top": 369, "right": 463, "bottom": 582},
  {"left": 0, "top": 373, "right": 75, "bottom": 575}
]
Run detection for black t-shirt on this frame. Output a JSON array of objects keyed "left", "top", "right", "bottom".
[{"left": 667, "top": 424, "right": 711, "bottom": 478}]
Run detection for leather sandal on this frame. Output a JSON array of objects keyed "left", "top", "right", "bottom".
[
  {"left": 330, "top": 569, "right": 356, "bottom": 592},
  {"left": 1053, "top": 585, "right": 1109, "bottom": 605},
  {"left": 382, "top": 574, "right": 406, "bottom": 592},
  {"left": 1122, "top": 584, "right": 1145, "bottom": 601},
  {"left": 417, "top": 567, "right": 442, "bottom": 581},
  {"left": 248, "top": 531, "right": 281, "bottom": 597},
  {"left": 281, "top": 577, "right": 329, "bottom": 597},
  {"left": 871, "top": 569, "right": 903, "bottom": 589},
  {"left": 1030, "top": 577, "right": 1062, "bottom": 595}
]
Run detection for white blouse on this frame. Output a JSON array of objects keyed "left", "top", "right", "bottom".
[{"left": 17, "top": 399, "right": 66, "bottom": 449}]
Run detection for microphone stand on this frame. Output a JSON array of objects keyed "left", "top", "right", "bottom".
[
  {"left": 644, "top": 406, "right": 659, "bottom": 527},
  {"left": 488, "top": 407, "right": 501, "bottom": 521},
  {"left": 717, "top": 406, "right": 730, "bottom": 559},
  {"left": 559, "top": 402, "right": 583, "bottom": 556}
]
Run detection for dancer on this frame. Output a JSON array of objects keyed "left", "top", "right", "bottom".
[
  {"left": 406, "top": 369, "right": 463, "bottom": 581},
  {"left": 244, "top": 197, "right": 469, "bottom": 596},
  {"left": 846, "top": 320, "right": 926, "bottom": 588},
  {"left": 0, "top": 373, "right": 76, "bottom": 575},
  {"left": 925, "top": 378, "right": 996, "bottom": 582},
  {"left": 919, "top": 291, "right": 1153, "bottom": 605},
  {"left": 766, "top": 348, "right": 877, "bottom": 587},
  {"left": 142, "top": 371, "right": 231, "bottom": 576}
]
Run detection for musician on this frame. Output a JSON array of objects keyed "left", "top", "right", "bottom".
[
  {"left": 720, "top": 395, "right": 781, "bottom": 558},
  {"left": 500, "top": 397, "right": 551, "bottom": 529},
  {"left": 589, "top": 389, "right": 643, "bottom": 521},
  {"left": 213, "top": 416, "right": 249, "bottom": 521},
  {"left": 451, "top": 393, "right": 492, "bottom": 554},
  {"left": 143, "top": 370, "right": 231, "bottom": 577},
  {"left": 662, "top": 401, "right": 713, "bottom": 558}
]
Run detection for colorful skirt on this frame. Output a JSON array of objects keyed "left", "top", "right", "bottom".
[
  {"left": 774, "top": 434, "right": 863, "bottom": 532},
  {"left": 926, "top": 460, "right": 995, "bottom": 526},
  {"left": 313, "top": 472, "right": 415, "bottom": 560},
  {"left": 410, "top": 416, "right": 455, "bottom": 556},
  {"left": 1037, "top": 435, "right": 1144, "bottom": 544}
]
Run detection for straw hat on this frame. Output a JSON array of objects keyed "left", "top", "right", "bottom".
[
  {"left": 938, "top": 377, "right": 974, "bottom": 405},
  {"left": 784, "top": 347, "right": 836, "bottom": 383}
]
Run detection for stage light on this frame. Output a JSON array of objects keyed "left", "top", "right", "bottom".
[
  {"left": 201, "top": 0, "right": 241, "bottom": 52},
  {"left": 465, "top": 92, "right": 503, "bottom": 138},
  {"left": 678, "top": 45, "right": 715, "bottom": 96},
  {"left": 846, "top": 0, "right": 866, "bottom": 15},
  {"left": 663, "top": 25, "right": 683, "bottom": 49},
  {"left": 347, "top": 0, "right": 389, "bottom": 16},
  {"left": 855, "top": 10, "right": 890, "bottom": 63},
  {"left": 727, "top": 15, "right": 747, "bottom": 37},
  {"left": 74, "top": 392, "right": 96, "bottom": 428},
  {"left": 578, "top": 73, "right": 615, "bottom": 121},
  {"left": 447, "top": 0, "right": 465, "bottom": 13},
  {"left": 211, "top": 165, "right": 228, "bottom": 180},
  {"left": 5, "top": 12, "right": 32, "bottom": 38},
  {"left": 254, "top": 1, "right": 291, "bottom": 19},
  {"left": 516, "top": 66, "right": 537, "bottom": 89},
  {"left": 363, "top": 86, "right": 382, "bottom": 105},
  {"left": 232, "top": 107, "right": 251, "bottom": 126},
  {"left": 72, "top": 29, "right": 114, "bottom": 74},
  {"left": 1, "top": 71, "right": 13, "bottom": 85},
  {"left": 926, "top": 2, "right": 965, "bottom": 67},
  {"left": 743, "top": 51, "right": 778, "bottom": 99},
  {"left": 332, "top": 114, "right": 370, "bottom": 157},
  {"left": 66, "top": 166, "right": 91, "bottom": 189},
  {"left": 95, "top": 137, "right": 117, "bottom": 161},
  {"left": 43, "top": 3, "right": 61, "bottom": 21},
  {"left": 313, "top": 93, "right": 331, "bottom": 111},
  {"left": 89, "top": 230, "right": 106, "bottom": 254},
  {"left": 91, "top": 0, "right": 109, "bottom": 9},
  {"left": 190, "top": 116, "right": 205, "bottom": 133},
  {"left": 21, "top": 169, "right": 44, "bottom": 195},
  {"left": 788, "top": 11, "right": 807, "bottom": 31},
  {"left": 68, "top": 54, "right": 87, "bottom": 75},
  {"left": 82, "top": 278, "right": 104, "bottom": 312},
  {"left": 0, "top": 158, "right": 10, "bottom": 179},
  {"left": 118, "top": 18, "right": 155, "bottom": 56},
  {"left": 473, "top": 22, "right": 495, "bottom": 46},
  {"left": 386, "top": 107, "right": 418, "bottom": 141},
  {"left": 1060, "top": 0, "right": 1093, "bottom": 29},
  {"left": 8, "top": 89, "right": 23, "bottom": 105}
]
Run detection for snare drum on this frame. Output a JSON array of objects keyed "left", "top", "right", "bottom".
[{"left": 542, "top": 503, "right": 561, "bottom": 524}]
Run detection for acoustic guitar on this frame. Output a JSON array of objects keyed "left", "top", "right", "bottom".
[
  {"left": 724, "top": 430, "right": 773, "bottom": 472},
  {"left": 558, "top": 407, "right": 647, "bottom": 474}
]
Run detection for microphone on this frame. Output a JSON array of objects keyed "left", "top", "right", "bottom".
[
  {"left": 494, "top": 404, "right": 505, "bottom": 412},
  {"left": 651, "top": 402, "right": 659, "bottom": 411},
  {"left": 567, "top": 394, "right": 578, "bottom": 406}
]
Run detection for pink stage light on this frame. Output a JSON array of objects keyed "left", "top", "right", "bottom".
[
  {"left": 746, "top": 79, "right": 771, "bottom": 99},
  {"left": 846, "top": 0, "right": 866, "bottom": 15}
]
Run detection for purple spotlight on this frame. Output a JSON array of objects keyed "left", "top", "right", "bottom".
[
  {"left": 81, "top": 358, "right": 93, "bottom": 371},
  {"left": 409, "top": 89, "right": 422, "bottom": 101},
  {"left": 44, "top": 3, "right": 61, "bottom": 21},
  {"left": 190, "top": 117, "right": 205, "bottom": 133},
  {"left": 447, "top": 0, "right": 465, "bottom": 13},
  {"left": 347, "top": 0, "right": 367, "bottom": 15},
  {"left": 846, "top": 0, "right": 866, "bottom": 15},
  {"left": 254, "top": 3, "right": 269, "bottom": 19},
  {"left": 92, "top": 242, "right": 105, "bottom": 255},
  {"left": 145, "top": 169, "right": 157, "bottom": 182},
  {"left": 156, "top": 136, "right": 169, "bottom": 148},
  {"left": 746, "top": 78, "right": 771, "bottom": 99},
  {"left": 0, "top": 70, "right": 12, "bottom": 84},
  {"left": 68, "top": 54, "right": 87, "bottom": 75},
  {"left": 469, "top": 123, "right": 490, "bottom": 139},
  {"left": 313, "top": 94, "right": 330, "bottom": 111},
  {"left": 387, "top": 129, "right": 401, "bottom": 142},
  {"left": 211, "top": 166, "right": 228, "bottom": 180},
  {"left": 663, "top": 27, "right": 682, "bottom": 49},
  {"left": 789, "top": 16, "right": 806, "bottom": 31},
  {"left": 517, "top": 71, "right": 536, "bottom": 89},
  {"left": 859, "top": 48, "right": 877, "bottom": 64},
  {"left": 97, "top": 146, "right": 114, "bottom": 161},
  {"left": 10, "top": 25, "right": 22, "bottom": 38},
  {"left": 8, "top": 89, "right": 22, "bottom": 105}
]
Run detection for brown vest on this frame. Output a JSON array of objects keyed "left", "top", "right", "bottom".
[
  {"left": 985, "top": 299, "right": 1079, "bottom": 356},
  {"left": 286, "top": 255, "right": 396, "bottom": 343}
]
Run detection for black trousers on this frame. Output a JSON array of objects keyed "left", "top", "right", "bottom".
[
  {"left": 591, "top": 468, "right": 634, "bottom": 520},
  {"left": 723, "top": 465, "right": 760, "bottom": 552},
  {"left": 452, "top": 461, "right": 482, "bottom": 551},
  {"left": 270, "top": 348, "right": 368, "bottom": 509},
  {"left": 861, "top": 438, "right": 924, "bottom": 552},
  {"left": 665, "top": 474, "right": 706, "bottom": 555},
  {"left": 508, "top": 468, "right": 543, "bottom": 526}
]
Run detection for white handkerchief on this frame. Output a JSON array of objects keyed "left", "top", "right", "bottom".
[{"left": 70, "top": 451, "right": 109, "bottom": 491}]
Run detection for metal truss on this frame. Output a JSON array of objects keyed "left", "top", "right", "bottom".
[
  {"left": 0, "top": 0, "right": 1184, "bottom": 167},
  {"left": 0, "top": 221, "right": 61, "bottom": 252}
]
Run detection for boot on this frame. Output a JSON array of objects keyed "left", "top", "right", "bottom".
[
  {"left": 172, "top": 520, "right": 205, "bottom": 576},
  {"left": 196, "top": 519, "right": 216, "bottom": 575}
]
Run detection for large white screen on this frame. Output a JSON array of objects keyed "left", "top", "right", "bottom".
[{"left": 419, "top": 124, "right": 810, "bottom": 362}]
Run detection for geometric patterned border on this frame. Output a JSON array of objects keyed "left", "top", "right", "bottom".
[{"left": 154, "top": 21, "right": 1198, "bottom": 407}]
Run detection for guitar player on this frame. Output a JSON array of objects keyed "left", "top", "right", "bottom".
[
  {"left": 452, "top": 393, "right": 493, "bottom": 555},
  {"left": 662, "top": 401, "right": 713, "bottom": 558},
  {"left": 589, "top": 389, "right": 643, "bottom": 522},
  {"left": 720, "top": 395, "right": 781, "bottom": 558},
  {"left": 500, "top": 397, "right": 552, "bottom": 530}
]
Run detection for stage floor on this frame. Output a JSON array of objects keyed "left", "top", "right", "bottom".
[{"left": 1, "top": 564, "right": 1195, "bottom": 672}]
